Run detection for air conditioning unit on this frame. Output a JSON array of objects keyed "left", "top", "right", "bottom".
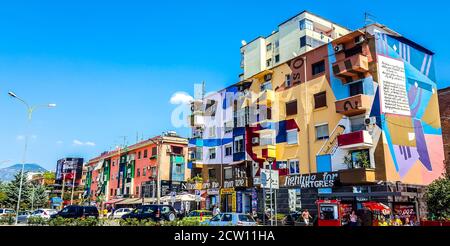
[
  {"left": 334, "top": 44, "right": 344, "bottom": 53},
  {"left": 355, "top": 35, "right": 365, "bottom": 45},
  {"left": 365, "top": 117, "right": 377, "bottom": 125},
  {"left": 252, "top": 137, "right": 260, "bottom": 144}
]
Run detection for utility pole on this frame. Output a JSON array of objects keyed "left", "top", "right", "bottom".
[{"left": 60, "top": 170, "right": 66, "bottom": 210}]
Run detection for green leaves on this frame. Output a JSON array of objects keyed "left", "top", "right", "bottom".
[{"left": 425, "top": 174, "right": 450, "bottom": 220}]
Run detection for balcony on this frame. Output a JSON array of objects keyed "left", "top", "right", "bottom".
[
  {"left": 339, "top": 168, "right": 376, "bottom": 184},
  {"left": 335, "top": 94, "right": 373, "bottom": 117},
  {"left": 337, "top": 130, "right": 373, "bottom": 150},
  {"left": 191, "top": 100, "right": 203, "bottom": 114},
  {"left": 189, "top": 114, "right": 204, "bottom": 127},
  {"left": 252, "top": 144, "right": 276, "bottom": 160},
  {"left": 257, "top": 89, "right": 275, "bottom": 107},
  {"left": 332, "top": 54, "right": 369, "bottom": 83}
]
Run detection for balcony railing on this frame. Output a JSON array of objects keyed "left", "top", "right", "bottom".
[
  {"left": 252, "top": 144, "right": 276, "bottom": 160},
  {"left": 335, "top": 94, "right": 372, "bottom": 117},
  {"left": 332, "top": 54, "right": 369, "bottom": 83},
  {"left": 337, "top": 130, "right": 373, "bottom": 149},
  {"left": 189, "top": 114, "right": 204, "bottom": 127},
  {"left": 339, "top": 168, "right": 376, "bottom": 184}
]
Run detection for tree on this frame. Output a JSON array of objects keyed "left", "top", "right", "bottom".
[
  {"left": 4, "top": 171, "right": 32, "bottom": 210},
  {"left": 425, "top": 174, "right": 450, "bottom": 220},
  {"left": 0, "top": 181, "right": 7, "bottom": 207},
  {"left": 29, "top": 185, "right": 49, "bottom": 209}
]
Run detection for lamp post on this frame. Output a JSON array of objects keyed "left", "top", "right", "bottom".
[
  {"left": 267, "top": 157, "right": 275, "bottom": 227},
  {"left": 8, "top": 91, "right": 56, "bottom": 225}
]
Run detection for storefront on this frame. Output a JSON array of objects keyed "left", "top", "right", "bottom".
[{"left": 184, "top": 181, "right": 221, "bottom": 210}]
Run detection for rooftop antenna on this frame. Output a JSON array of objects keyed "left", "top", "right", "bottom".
[{"left": 364, "top": 12, "right": 377, "bottom": 27}]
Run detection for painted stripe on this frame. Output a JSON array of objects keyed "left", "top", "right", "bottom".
[
  {"left": 403, "top": 43, "right": 407, "bottom": 61},
  {"left": 398, "top": 42, "right": 403, "bottom": 58},
  {"left": 426, "top": 55, "right": 433, "bottom": 77},
  {"left": 420, "top": 54, "right": 428, "bottom": 73}
]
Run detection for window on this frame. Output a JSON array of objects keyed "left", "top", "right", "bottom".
[
  {"left": 224, "top": 167, "right": 233, "bottom": 180},
  {"left": 137, "top": 168, "right": 141, "bottom": 177},
  {"left": 234, "top": 136, "right": 244, "bottom": 153},
  {"left": 172, "top": 146, "right": 183, "bottom": 155},
  {"left": 176, "top": 164, "right": 182, "bottom": 174},
  {"left": 138, "top": 151, "right": 141, "bottom": 159},
  {"left": 152, "top": 147, "right": 157, "bottom": 156},
  {"left": 208, "top": 148, "right": 216, "bottom": 159},
  {"left": 350, "top": 115, "right": 366, "bottom": 132},
  {"left": 275, "top": 40, "right": 279, "bottom": 48},
  {"left": 300, "top": 36, "right": 308, "bottom": 48},
  {"left": 275, "top": 55, "right": 280, "bottom": 63},
  {"left": 287, "top": 129, "right": 298, "bottom": 144},
  {"left": 277, "top": 161, "right": 288, "bottom": 169},
  {"left": 315, "top": 124, "right": 329, "bottom": 140},
  {"left": 289, "top": 159, "right": 300, "bottom": 174},
  {"left": 225, "top": 144, "right": 233, "bottom": 156},
  {"left": 136, "top": 186, "right": 140, "bottom": 195},
  {"left": 261, "top": 81, "right": 272, "bottom": 91},
  {"left": 126, "top": 187, "right": 130, "bottom": 195},
  {"left": 209, "top": 126, "right": 216, "bottom": 138},
  {"left": 286, "top": 100, "right": 297, "bottom": 116},
  {"left": 350, "top": 149, "right": 370, "bottom": 169},
  {"left": 112, "top": 161, "right": 115, "bottom": 167},
  {"left": 266, "top": 59, "right": 272, "bottom": 67},
  {"left": 143, "top": 168, "right": 147, "bottom": 177},
  {"left": 314, "top": 92, "right": 327, "bottom": 109},
  {"left": 260, "top": 132, "right": 275, "bottom": 146},
  {"left": 301, "top": 36, "right": 325, "bottom": 48},
  {"left": 299, "top": 19, "right": 313, "bottom": 30},
  {"left": 143, "top": 150, "right": 148, "bottom": 158},
  {"left": 312, "top": 60, "right": 325, "bottom": 75},
  {"left": 266, "top": 43, "right": 272, "bottom": 51},
  {"left": 285, "top": 74, "right": 291, "bottom": 88},
  {"left": 208, "top": 168, "right": 217, "bottom": 180},
  {"left": 110, "top": 189, "right": 113, "bottom": 196},
  {"left": 349, "top": 81, "right": 364, "bottom": 96}
]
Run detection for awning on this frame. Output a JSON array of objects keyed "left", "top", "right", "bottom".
[
  {"left": 105, "top": 199, "right": 125, "bottom": 205},
  {"left": 229, "top": 161, "right": 245, "bottom": 166},
  {"left": 116, "top": 198, "right": 142, "bottom": 205},
  {"left": 362, "top": 202, "right": 391, "bottom": 215}
]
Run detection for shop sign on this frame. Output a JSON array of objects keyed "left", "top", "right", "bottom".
[
  {"left": 394, "top": 204, "right": 416, "bottom": 219},
  {"left": 260, "top": 169, "right": 279, "bottom": 189},
  {"left": 223, "top": 179, "right": 247, "bottom": 188},
  {"left": 207, "top": 189, "right": 220, "bottom": 195},
  {"left": 220, "top": 188, "right": 235, "bottom": 195},
  {"left": 202, "top": 182, "right": 220, "bottom": 190},
  {"left": 284, "top": 172, "right": 339, "bottom": 188},
  {"left": 184, "top": 181, "right": 220, "bottom": 191}
]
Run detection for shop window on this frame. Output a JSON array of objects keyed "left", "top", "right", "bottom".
[
  {"left": 314, "top": 91, "right": 327, "bottom": 109},
  {"left": 287, "top": 129, "right": 298, "bottom": 144},
  {"left": 286, "top": 100, "right": 298, "bottom": 116},
  {"left": 315, "top": 124, "right": 329, "bottom": 140},
  {"left": 289, "top": 159, "right": 300, "bottom": 174},
  {"left": 312, "top": 60, "right": 325, "bottom": 76}
]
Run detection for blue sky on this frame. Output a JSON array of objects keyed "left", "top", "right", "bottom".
[{"left": 0, "top": 0, "right": 449, "bottom": 170}]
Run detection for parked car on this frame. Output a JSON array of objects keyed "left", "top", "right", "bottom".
[
  {"left": 107, "top": 208, "right": 133, "bottom": 219},
  {"left": 182, "top": 210, "right": 213, "bottom": 223},
  {"left": 50, "top": 205, "right": 99, "bottom": 219},
  {"left": 122, "top": 205, "right": 176, "bottom": 222},
  {"left": 30, "top": 209, "right": 58, "bottom": 219},
  {"left": 0, "top": 208, "right": 16, "bottom": 217},
  {"left": 17, "top": 211, "right": 32, "bottom": 224},
  {"left": 202, "top": 213, "right": 258, "bottom": 226}
]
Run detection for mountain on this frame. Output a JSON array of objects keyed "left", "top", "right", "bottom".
[{"left": 0, "top": 164, "right": 48, "bottom": 182}]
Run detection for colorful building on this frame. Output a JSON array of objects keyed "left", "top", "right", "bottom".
[
  {"left": 84, "top": 132, "right": 190, "bottom": 208},
  {"left": 438, "top": 87, "right": 450, "bottom": 174},
  {"left": 189, "top": 12, "right": 445, "bottom": 219}
]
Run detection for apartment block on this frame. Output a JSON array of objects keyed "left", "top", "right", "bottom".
[
  {"left": 189, "top": 12, "right": 445, "bottom": 219},
  {"left": 240, "top": 11, "right": 350, "bottom": 80},
  {"left": 84, "top": 132, "right": 190, "bottom": 207}
]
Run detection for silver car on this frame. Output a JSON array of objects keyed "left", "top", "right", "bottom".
[{"left": 17, "top": 211, "right": 32, "bottom": 224}]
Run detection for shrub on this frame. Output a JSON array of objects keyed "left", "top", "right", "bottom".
[
  {"left": 28, "top": 217, "right": 48, "bottom": 226},
  {"left": 0, "top": 214, "right": 15, "bottom": 225}
]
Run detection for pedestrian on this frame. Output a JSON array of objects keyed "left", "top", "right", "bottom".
[
  {"left": 404, "top": 217, "right": 414, "bottom": 226},
  {"left": 213, "top": 205, "right": 220, "bottom": 217},
  {"left": 378, "top": 217, "right": 388, "bottom": 226},
  {"left": 349, "top": 211, "right": 358, "bottom": 226},
  {"left": 393, "top": 215, "right": 403, "bottom": 226},
  {"left": 301, "top": 209, "right": 312, "bottom": 226}
]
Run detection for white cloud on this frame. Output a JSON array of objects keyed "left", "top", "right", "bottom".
[
  {"left": 170, "top": 92, "right": 193, "bottom": 105},
  {"left": 73, "top": 139, "right": 96, "bottom": 147}
]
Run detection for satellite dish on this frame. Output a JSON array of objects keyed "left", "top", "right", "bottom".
[{"left": 241, "top": 40, "right": 247, "bottom": 46}]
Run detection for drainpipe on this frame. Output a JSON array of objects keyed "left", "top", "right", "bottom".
[{"left": 303, "top": 56, "right": 312, "bottom": 174}]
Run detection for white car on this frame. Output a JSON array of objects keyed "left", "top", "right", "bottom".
[
  {"left": 0, "top": 208, "right": 16, "bottom": 216},
  {"left": 108, "top": 208, "right": 133, "bottom": 219},
  {"left": 30, "top": 209, "right": 58, "bottom": 219}
]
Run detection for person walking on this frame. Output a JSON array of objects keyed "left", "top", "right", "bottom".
[
  {"left": 301, "top": 209, "right": 312, "bottom": 226},
  {"left": 212, "top": 205, "right": 221, "bottom": 217},
  {"left": 349, "top": 211, "right": 358, "bottom": 226}
]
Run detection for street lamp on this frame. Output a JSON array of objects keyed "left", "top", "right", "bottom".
[
  {"left": 8, "top": 91, "right": 56, "bottom": 225},
  {"left": 266, "top": 157, "right": 275, "bottom": 227}
]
